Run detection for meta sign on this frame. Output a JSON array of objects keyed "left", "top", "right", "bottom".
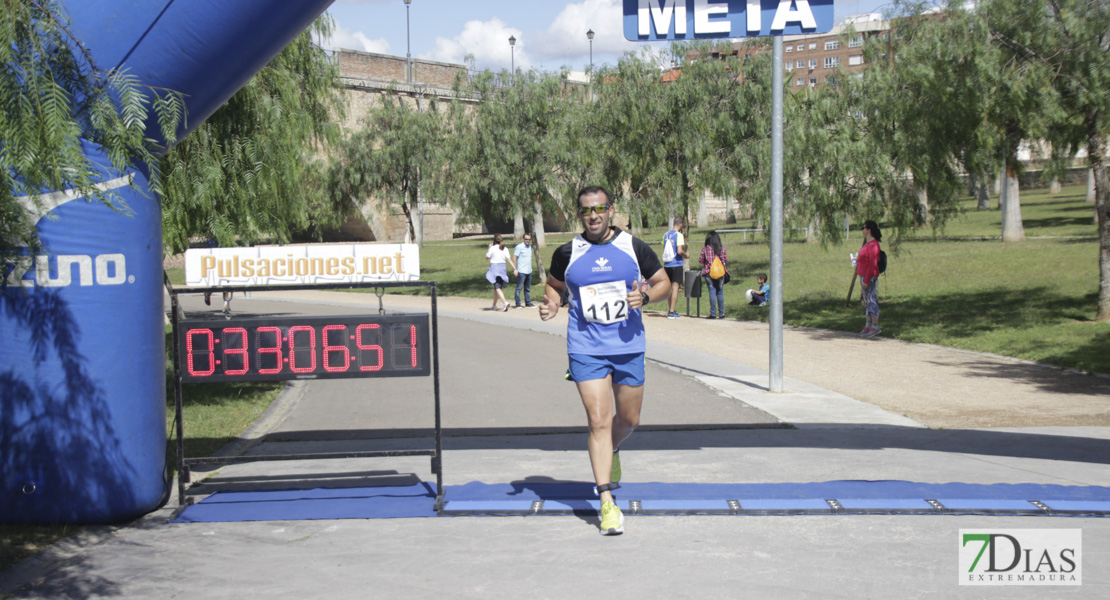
[{"left": 624, "top": 0, "right": 835, "bottom": 40}]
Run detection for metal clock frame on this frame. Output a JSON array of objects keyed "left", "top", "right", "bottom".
[{"left": 167, "top": 279, "right": 444, "bottom": 511}]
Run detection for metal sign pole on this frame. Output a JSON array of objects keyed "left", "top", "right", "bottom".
[
  {"left": 431, "top": 282, "right": 445, "bottom": 511},
  {"left": 617, "top": 0, "right": 838, "bottom": 393},
  {"left": 769, "top": 35, "right": 784, "bottom": 393}
]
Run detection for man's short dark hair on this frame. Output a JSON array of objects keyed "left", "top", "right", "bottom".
[{"left": 577, "top": 185, "right": 610, "bottom": 206}]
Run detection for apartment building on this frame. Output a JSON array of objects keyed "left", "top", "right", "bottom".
[
  {"left": 696, "top": 13, "right": 889, "bottom": 90},
  {"left": 780, "top": 13, "right": 887, "bottom": 89}
]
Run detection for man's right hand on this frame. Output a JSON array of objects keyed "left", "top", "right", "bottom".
[{"left": 538, "top": 295, "right": 559, "bottom": 321}]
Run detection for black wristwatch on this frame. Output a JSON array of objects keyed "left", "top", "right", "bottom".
[{"left": 640, "top": 291, "right": 650, "bottom": 306}]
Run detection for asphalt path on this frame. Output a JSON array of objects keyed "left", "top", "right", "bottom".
[{"left": 2, "top": 291, "right": 1109, "bottom": 599}]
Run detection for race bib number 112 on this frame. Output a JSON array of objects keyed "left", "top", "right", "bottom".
[{"left": 581, "top": 281, "right": 628, "bottom": 324}]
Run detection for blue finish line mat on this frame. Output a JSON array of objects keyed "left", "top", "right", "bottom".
[{"left": 171, "top": 481, "right": 1110, "bottom": 523}]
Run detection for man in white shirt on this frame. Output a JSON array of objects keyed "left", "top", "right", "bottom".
[{"left": 513, "top": 234, "right": 535, "bottom": 308}]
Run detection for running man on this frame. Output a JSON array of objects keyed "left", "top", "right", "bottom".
[{"left": 538, "top": 185, "right": 669, "bottom": 535}]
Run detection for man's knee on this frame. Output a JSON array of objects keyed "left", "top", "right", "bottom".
[
  {"left": 616, "top": 413, "right": 640, "bottom": 430},
  {"left": 587, "top": 416, "right": 614, "bottom": 432}
]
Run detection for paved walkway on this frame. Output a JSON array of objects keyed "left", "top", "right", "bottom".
[
  {"left": 256, "top": 290, "right": 1110, "bottom": 429},
  {"left": 2, "top": 290, "right": 1109, "bottom": 599}
]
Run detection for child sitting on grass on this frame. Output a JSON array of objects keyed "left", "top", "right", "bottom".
[{"left": 746, "top": 273, "right": 769, "bottom": 306}]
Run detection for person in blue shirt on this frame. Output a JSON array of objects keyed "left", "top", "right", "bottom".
[
  {"left": 513, "top": 233, "right": 535, "bottom": 308},
  {"left": 539, "top": 185, "right": 669, "bottom": 535},
  {"left": 662, "top": 217, "right": 688, "bottom": 319},
  {"left": 746, "top": 272, "right": 770, "bottom": 306}
]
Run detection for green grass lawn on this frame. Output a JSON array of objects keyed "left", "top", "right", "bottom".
[
  {"left": 350, "top": 184, "right": 1107, "bottom": 374},
  {"left": 164, "top": 184, "right": 1106, "bottom": 374}
]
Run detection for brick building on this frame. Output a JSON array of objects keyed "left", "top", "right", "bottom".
[{"left": 695, "top": 12, "right": 888, "bottom": 90}]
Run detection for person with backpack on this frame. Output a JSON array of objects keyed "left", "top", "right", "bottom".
[
  {"left": 698, "top": 231, "right": 729, "bottom": 319},
  {"left": 856, "top": 220, "right": 883, "bottom": 337},
  {"left": 661, "top": 217, "right": 688, "bottom": 319}
]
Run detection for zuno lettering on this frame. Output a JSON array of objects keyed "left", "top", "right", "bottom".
[{"left": 6, "top": 253, "right": 129, "bottom": 288}]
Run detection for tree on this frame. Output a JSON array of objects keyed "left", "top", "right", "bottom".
[
  {"left": 585, "top": 43, "right": 748, "bottom": 231},
  {"left": 328, "top": 90, "right": 445, "bottom": 244},
  {"left": 835, "top": 1, "right": 1060, "bottom": 244},
  {"left": 1, "top": 0, "right": 182, "bottom": 265},
  {"left": 159, "top": 16, "right": 345, "bottom": 253},
  {"left": 996, "top": 0, "right": 1110, "bottom": 320},
  {"left": 836, "top": 3, "right": 992, "bottom": 239},
  {"left": 443, "top": 69, "right": 571, "bottom": 243}
]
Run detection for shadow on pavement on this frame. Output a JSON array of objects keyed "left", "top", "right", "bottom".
[{"left": 214, "top": 425, "right": 1110, "bottom": 466}]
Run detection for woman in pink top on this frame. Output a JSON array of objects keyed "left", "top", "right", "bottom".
[{"left": 856, "top": 220, "right": 882, "bottom": 337}]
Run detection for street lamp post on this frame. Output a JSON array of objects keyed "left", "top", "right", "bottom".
[
  {"left": 508, "top": 35, "right": 516, "bottom": 84},
  {"left": 404, "top": 0, "right": 412, "bottom": 84},
  {"left": 586, "top": 29, "right": 595, "bottom": 101},
  {"left": 586, "top": 28, "right": 594, "bottom": 72}
]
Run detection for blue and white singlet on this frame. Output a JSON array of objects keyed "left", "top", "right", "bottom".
[{"left": 548, "top": 228, "right": 663, "bottom": 356}]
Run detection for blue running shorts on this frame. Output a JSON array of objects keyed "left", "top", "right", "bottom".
[{"left": 568, "top": 353, "right": 646, "bottom": 386}]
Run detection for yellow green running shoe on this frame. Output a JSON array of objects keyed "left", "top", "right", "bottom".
[
  {"left": 610, "top": 450, "right": 621, "bottom": 485},
  {"left": 599, "top": 500, "right": 624, "bottom": 535}
]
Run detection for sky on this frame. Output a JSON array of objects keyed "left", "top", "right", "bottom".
[{"left": 322, "top": 0, "right": 896, "bottom": 74}]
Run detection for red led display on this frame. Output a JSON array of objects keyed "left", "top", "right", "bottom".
[{"left": 177, "top": 314, "right": 430, "bottom": 382}]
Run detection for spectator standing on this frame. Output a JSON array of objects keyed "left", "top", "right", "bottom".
[
  {"left": 857, "top": 220, "right": 883, "bottom": 337},
  {"left": 698, "top": 231, "right": 728, "bottom": 319},
  {"left": 662, "top": 217, "right": 688, "bottom": 319},
  {"left": 513, "top": 234, "right": 535, "bottom": 308}
]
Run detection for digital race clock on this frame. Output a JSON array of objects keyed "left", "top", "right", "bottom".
[{"left": 177, "top": 314, "right": 431, "bottom": 383}]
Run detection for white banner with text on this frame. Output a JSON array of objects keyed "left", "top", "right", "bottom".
[{"left": 185, "top": 244, "right": 420, "bottom": 286}]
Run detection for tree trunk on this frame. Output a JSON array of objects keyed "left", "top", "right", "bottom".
[
  {"left": 1000, "top": 163, "right": 1025, "bottom": 242},
  {"left": 532, "top": 197, "right": 546, "bottom": 248},
  {"left": 915, "top": 179, "right": 930, "bottom": 226},
  {"left": 1050, "top": 176, "right": 1062, "bottom": 195},
  {"left": 1089, "top": 168, "right": 1097, "bottom": 204},
  {"left": 1090, "top": 129, "right": 1110, "bottom": 321},
  {"left": 726, "top": 195, "right": 736, "bottom": 224},
  {"left": 531, "top": 198, "right": 548, "bottom": 283},
  {"left": 976, "top": 180, "right": 991, "bottom": 211},
  {"left": 696, "top": 189, "right": 708, "bottom": 228},
  {"left": 413, "top": 182, "right": 424, "bottom": 247},
  {"left": 513, "top": 207, "right": 524, "bottom": 238},
  {"left": 1097, "top": 163, "right": 1110, "bottom": 321},
  {"left": 400, "top": 200, "right": 416, "bottom": 244}
]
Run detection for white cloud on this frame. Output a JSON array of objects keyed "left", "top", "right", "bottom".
[
  {"left": 530, "top": 0, "right": 641, "bottom": 68},
  {"left": 320, "top": 23, "right": 391, "bottom": 54},
  {"left": 423, "top": 18, "right": 527, "bottom": 72}
]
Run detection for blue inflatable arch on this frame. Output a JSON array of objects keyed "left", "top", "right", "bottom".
[{"left": 0, "top": 0, "right": 335, "bottom": 523}]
